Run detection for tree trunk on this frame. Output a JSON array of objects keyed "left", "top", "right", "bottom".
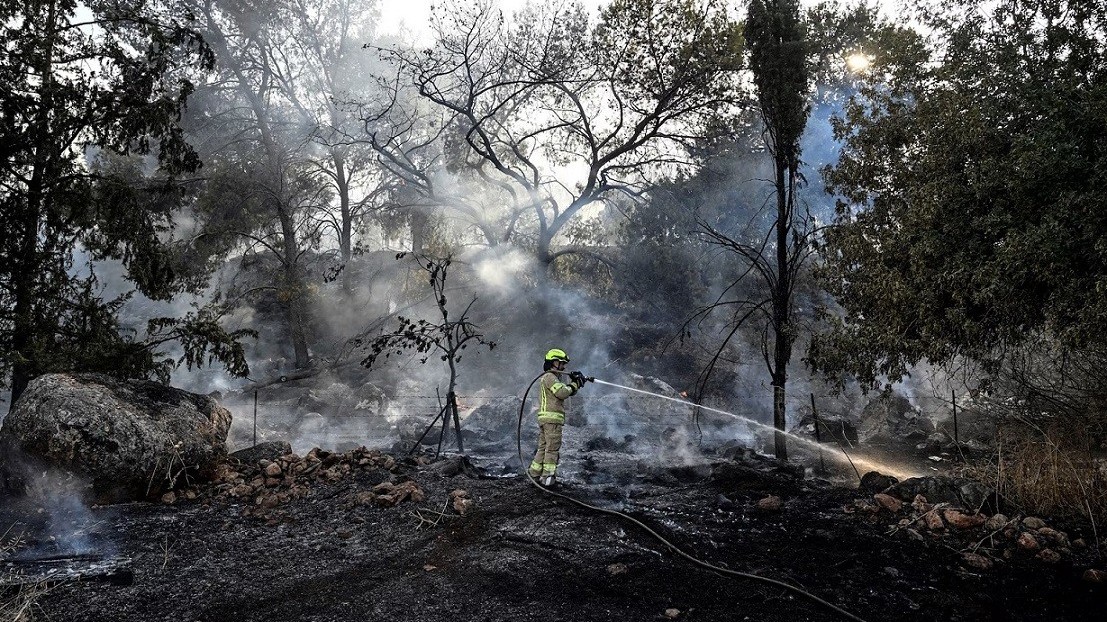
[
  {"left": 11, "top": 0, "right": 59, "bottom": 408},
  {"left": 333, "top": 149, "right": 354, "bottom": 295},
  {"left": 409, "top": 209, "right": 428, "bottom": 253},
  {"left": 278, "top": 206, "right": 311, "bottom": 369},
  {"left": 772, "top": 155, "right": 792, "bottom": 461}
]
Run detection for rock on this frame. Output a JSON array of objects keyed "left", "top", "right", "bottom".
[
  {"left": 352, "top": 492, "right": 376, "bottom": 506},
  {"left": 264, "top": 463, "right": 283, "bottom": 477},
  {"left": 347, "top": 382, "right": 392, "bottom": 439},
  {"left": 1017, "top": 532, "right": 1040, "bottom": 551},
  {"left": 350, "top": 382, "right": 389, "bottom": 415},
  {"left": 911, "top": 494, "right": 932, "bottom": 513},
  {"left": 923, "top": 512, "right": 945, "bottom": 531},
  {"left": 371, "top": 480, "right": 425, "bottom": 506},
  {"left": 1021, "top": 516, "right": 1047, "bottom": 530},
  {"left": 664, "top": 608, "right": 681, "bottom": 619},
  {"left": 961, "top": 552, "right": 993, "bottom": 570},
  {"left": 461, "top": 399, "right": 518, "bottom": 441},
  {"left": 859, "top": 471, "right": 898, "bottom": 494},
  {"left": 1083, "top": 569, "right": 1106, "bottom": 583},
  {"left": 856, "top": 500, "right": 880, "bottom": 514},
  {"left": 1036, "top": 527, "right": 1069, "bottom": 547},
  {"left": 428, "top": 455, "right": 484, "bottom": 478},
  {"left": 873, "top": 493, "right": 903, "bottom": 513},
  {"left": 607, "top": 563, "right": 628, "bottom": 575},
  {"left": 858, "top": 392, "right": 928, "bottom": 444},
  {"left": 943, "top": 510, "right": 985, "bottom": 530},
  {"left": 1073, "top": 538, "right": 1087, "bottom": 549},
  {"left": 231, "top": 441, "right": 292, "bottom": 466},
  {"left": 715, "top": 494, "right": 736, "bottom": 512},
  {"left": 161, "top": 491, "right": 177, "bottom": 505},
  {"left": 790, "top": 411, "right": 859, "bottom": 445},
  {"left": 756, "top": 495, "right": 783, "bottom": 512},
  {"left": 1037, "top": 548, "right": 1061, "bottom": 563},
  {"left": 450, "top": 489, "right": 474, "bottom": 515},
  {"left": 0, "top": 373, "right": 231, "bottom": 502},
  {"left": 886, "top": 476, "right": 994, "bottom": 510},
  {"left": 919, "top": 432, "right": 947, "bottom": 455},
  {"left": 711, "top": 459, "right": 804, "bottom": 495},
  {"left": 984, "top": 514, "right": 1009, "bottom": 531}
]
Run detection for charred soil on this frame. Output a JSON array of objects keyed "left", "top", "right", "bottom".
[{"left": 3, "top": 451, "right": 1105, "bottom": 622}]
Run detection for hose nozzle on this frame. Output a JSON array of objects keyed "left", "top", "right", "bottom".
[{"left": 570, "top": 370, "right": 594, "bottom": 385}]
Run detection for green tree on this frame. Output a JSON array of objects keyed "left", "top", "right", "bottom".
[
  {"left": 0, "top": 0, "right": 250, "bottom": 405},
  {"left": 813, "top": 0, "right": 1106, "bottom": 386},
  {"left": 713, "top": 0, "right": 810, "bottom": 460}
]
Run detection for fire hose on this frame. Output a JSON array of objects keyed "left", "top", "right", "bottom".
[{"left": 515, "top": 372, "right": 868, "bottom": 622}]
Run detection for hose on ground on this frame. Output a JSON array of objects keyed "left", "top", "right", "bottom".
[{"left": 515, "top": 373, "right": 868, "bottom": 622}]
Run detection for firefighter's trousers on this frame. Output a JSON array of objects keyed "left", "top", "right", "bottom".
[{"left": 529, "top": 422, "right": 563, "bottom": 478}]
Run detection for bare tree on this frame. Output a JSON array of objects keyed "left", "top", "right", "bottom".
[
  {"left": 357, "top": 254, "right": 496, "bottom": 453},
  {"left": 276, "top": 0, "right": 393, "bottom": 284},
  {"left": 364, "top": 0, "right": 744, "bottom": 270},
  {"left": 185, "top": 0, "right": 380, "bottom": 367}
]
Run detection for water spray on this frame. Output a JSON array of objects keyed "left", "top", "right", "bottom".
[
  {"left": 515, "top": 372, "right": 868, "bottom": 622},
  {"left": 589, "top": 378, "right": 919, "bottom": 480}
]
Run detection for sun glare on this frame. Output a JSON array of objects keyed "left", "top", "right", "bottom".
[{"left": 846, "top": 52, "right": 872, "bottom": 74}]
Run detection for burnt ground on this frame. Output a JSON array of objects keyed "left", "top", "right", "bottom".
[{"left": 2, "top": 450, "right": 1105, "bottom": 622}]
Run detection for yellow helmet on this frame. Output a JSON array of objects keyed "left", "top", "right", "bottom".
[{"left": 544, "top": 348, "right": 569, "bottom": 362}]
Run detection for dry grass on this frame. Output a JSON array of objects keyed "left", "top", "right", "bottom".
[
  {"left": 0, "top": 581, "right": 50, "bottom": 622},
  {"left": 965, "top": 417, "right": 1107, "bottom": 541},
  {"left": 1, "top": 527, "right": 49, "bottom": 622}
]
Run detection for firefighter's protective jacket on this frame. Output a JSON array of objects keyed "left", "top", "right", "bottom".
[{"left": 537, "top": 371, "right": 579, "bottom": 424}]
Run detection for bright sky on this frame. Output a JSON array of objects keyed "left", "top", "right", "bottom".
[
  {"left": 379, "top": 0, "right": 907, "bottom": 46},
  {"left": 378, "top": 0, "right": 606, "bottom": 45}
]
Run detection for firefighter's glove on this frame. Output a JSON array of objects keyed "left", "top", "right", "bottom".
[{"left": 569, "top": 371, "right": 586, "bottom": 387}]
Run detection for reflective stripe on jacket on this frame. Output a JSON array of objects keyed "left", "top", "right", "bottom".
[{"left": 538, "top": 371, "right": 578, "bottom": 424}]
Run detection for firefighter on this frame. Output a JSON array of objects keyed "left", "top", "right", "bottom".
[{"left": 528, "top": 348, "right": 588, "bottom": 488}]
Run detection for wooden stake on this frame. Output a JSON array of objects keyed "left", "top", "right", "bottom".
[
  {"left": 449, "top": 392, "right": 464, "bottom": 454},
  {"left": 952, "top": 389, "right": 959, "bottom": 446},
  {"left": 410, "top": 403, "right": 448, "bottom": 456},
  {"left": 811, "top": 393, "right": 826, "bottom": 474}
]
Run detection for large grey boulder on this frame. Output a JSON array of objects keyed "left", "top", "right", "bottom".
[
  {"left": 624, "top": 374, "right": 694, "bottom": 423},
  {"left": 463, "top": 399, "right": 519, "bottom": 441},
  {"left": 0, "top": 373, "right": 232, "bottom": 503},
  {"left": 858, "top": 391, "right": 935, "bottom": 445}
]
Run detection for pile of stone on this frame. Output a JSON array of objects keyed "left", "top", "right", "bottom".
[
  {"left": 181, "top": 444, "right": 425, "bottom": 523},
  {"left": 848, "top": 472, "right": 1100, "bottom": 579}
]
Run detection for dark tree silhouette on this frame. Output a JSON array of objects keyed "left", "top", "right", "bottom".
[{"left": 0, "top": 0, "right": 251, "bottom": 405}]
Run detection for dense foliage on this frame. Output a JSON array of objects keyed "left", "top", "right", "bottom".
[
  {"left": 813, "top": 0, "right": 1107, "bottom": 386},
  {"left": 0, "top": 0, "right": 251, "bottom": 403}
]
